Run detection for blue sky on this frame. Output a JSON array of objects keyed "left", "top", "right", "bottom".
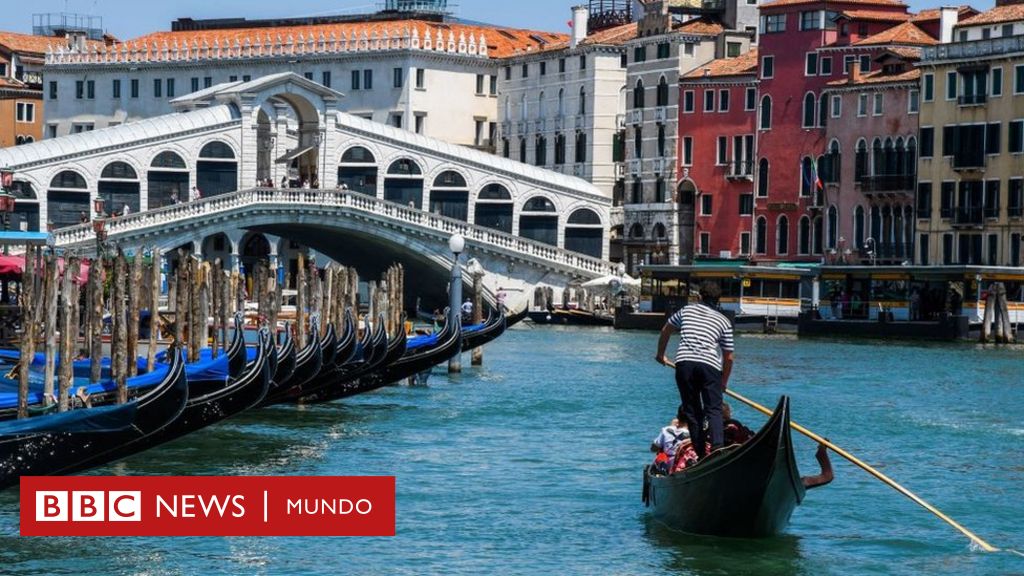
[{"left": 1, "top": 0, "right": 995, "bottom": 40}]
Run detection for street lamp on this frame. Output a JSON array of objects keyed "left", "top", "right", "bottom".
[
  {"left": 864, "top": 237, "right": 876, "bottom": 266},
  {"left": 448, "top": 233, "right": 465, "bottom": 373},
  {"left": 0, "top": 190, "right": 16, "bottom": 256},
  {"left": 92, "top": 197, "right": 108, "bottom": 258}
]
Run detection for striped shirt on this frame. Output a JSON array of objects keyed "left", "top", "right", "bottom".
[{"left": 668, "top": 303, "right": 734, "bottom": 372}]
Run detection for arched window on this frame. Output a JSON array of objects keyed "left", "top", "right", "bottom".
[
  {"left": 504, "top": 97, "right": 511, "bottom": 121},
  {"left": 798, "top": 216, "right": 811, "bottom": 255},
  {"left": 757, "top": 158, "right": 769, "bottom": 197},
  {"left": 47, "top": 170, "right": 89, "bottom": 229},
  {"left": 535, "top": 135, "right": 547, "bottom": 166},
  {"left": 657, "top": 76, "right": 669, "bottom": 107},
  {"left": 854, "top": 205, "right": 865, "bottom": 249},
  {"left": 652, "top": 223, "right": 667, "bottom": 240},
  {"left": 554, "top": 133, "right": 566, "bottom": 165},
  {"left": 812, "top": 216, "right": 824, "bottom": 255},
  {"left": 894, "top": 137, "right": 906, "bottom": 176},
  {"left": 565, "top": 208, "right": 603, "bottom": 258},
  {"left": 824, "top": 140, "right": 841, "bottom": 183},
  {"left": 827, "top": 205, "right": 838, "bottom": 250},
  {"left": 520, "top": 196, "right": 559, "bottom": 247},
  {"left": 197, "top": 140, "right": 237, "bottom": 197},
  {"left": 802, "top": 92, "right": 816, "bottom": 128},
  {"left": 339, "top": 146, "right": 378, "bottom": 196},
  {"left": 384, "top": 158, "right": 424, "bottom": 208},
  {"left": 578, "top": 86, "right": 586, "bottom": 115},
  {"left": 777, "top": 215, "right": 789, "bottom": 255},
  {"left": 905, "top": 137, "right": 917, "bottom": 176},
  {"left": 475, "top": 183, "right": 513, "bottom": 233},
  {"left": 149, "top": 151, "right": 188, "bottom": 209},
  {"left": 755, "top": 216, "right": 767, "bottom": 254},
  {"left": 759, "top": 95, "right": 772, "bottom": 130},
  {"left": 885, "top": 137, "right": 897, "bottom": 176},
  {"left": 538, "top": 91, "right": 546, "bottom": 119},
  {"left": 800, "top": 157, "right": 814, "bottom": 197},
  {"left": 634, "top": 127, "right": 643, "bottom": 159},
  {"left": 9, "top": 180, "right": 40, "bottom": 231},
  {"left": 558, "top": 88, "right": 565, "bottom": 117},
  {"left": 98, "top": 161, "right": 140, "bottom": 216},
  {"left": 631, "top": 178, "right": 643, "bottom": 203},
  {"left": 634, "top": 79, "right": 645, "bottom": 109},
  {"left": 818, "top": 94, "right": 828, "bottom": 128},
  {"left": 520, "top": 93, "right": 528, "bottom": 121},
  {"left": 519, "top": 137, "right": 527, "bottom": 162},
  {"left": 872, "top": 138, "right": 884, "bottom": 176},
  {"left": 629, "top": 222, "right": 645, "bottom": 239},
  {"left": 15, "top": 136, "right": 25, "bottom": 145},
  {"left": 870, "top": 205, "right": 881, "bottom": 245},
  {"left": 575, "top": 131, "right": 587, "bottom": 163},
  {"left": 855, "top": 139, "right": 868, "bottom": 182},
  {"left": 430, "top": 170, "right": 469, "bottom": 221}
]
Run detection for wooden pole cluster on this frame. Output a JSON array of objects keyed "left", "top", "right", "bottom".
[
  {"left": 17, "top": 248, "right": 37, "bottom": 419},
  {"left": 41, "top": 255, "right": 58, "bottom": 406},
  {"left": 981, "top": 282, "right": 1015, "bottom": 344},
  {"left": 88, "top": 255, "right": 104, "bottom": 383},
  {"left": 112, "top": 250, "right": 128, "bottom": 404},
  {"left": 146, "top": 249, "right": 161, "bottom": 372},
  {"left": 383, "top": 264, "right": 405, "bottom": 335}
]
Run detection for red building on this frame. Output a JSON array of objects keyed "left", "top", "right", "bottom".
[
  {"left": 677, "top": 50, "right": 758, "bottom": 259},
  {"left": 753, "top": 0, "right": 911, "bottom": 261}
]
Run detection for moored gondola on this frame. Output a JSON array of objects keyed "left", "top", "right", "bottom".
[
  {"left": 0, "top": 347, "right": 189, "bottom": 489},
  {"left": 463, "top": 308, "right": 507, "bottom": 352},
  {"left": 344, "top": 316, "right": 460, "bottom": 397},
  {"left": 505, "top": 306, "right": 528, "bottom": 328},
  {"left": 298, "top": 316, "right": 393, "bottom": 403},
  {"left": 271, "top": 328, "right": 297, "bottom": 389},
  {"left": 259, "top": 322, "right": 322, "bottom": 406},
  {"left": 527, "top": 308, "right": 614, "bottom": 326},
  {"left": 642, "top": 396, "right": 805, "bottom": 537}
]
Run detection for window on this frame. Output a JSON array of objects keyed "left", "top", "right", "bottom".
[
  {"left": 304, "top": 72, "right": 313, "bottom": 81},
  {"left": 683, "top": 136, "right": 693, "bottom": 165},
  {"left": 415, "top": 114, "right": 425, "bottom": 134},
  {"left": 830, "top": 95, "right": 841, "bottom": 117},
  {"left": 15, "top": 102, "right": 34, "bottom": 123},
  {"left": 923, "top": 73, "right": 934, "bottom": 101},
  {"left": 800, "top": 10, "right": 821, "bottom": 30},
  {"left": 203, "top": 77, "right": 212, "bottom": 89},
  {"left": 942, "top": 233, "right": 954, "bottom": 264},
  {"left": 130, "top": 79, "right": 139, "bottom": 98},
  {"left": 1009, "top": 179, "right": 1023, "bottom": 217},
  {"left": 391, "top": 113, "right": 402, "bottom": 128},
  {"left": 726, "top": 42, "right": 741, "bottom": 58},
  {"left": 719, "top": 89, "right": 730, "bottom": 112},
  {"left": 490, "top": 75, "right": 497, "bottom": 95},
  {"left": 873, "top": 93, "right": 883, "bottom": 116},
  {"left": 759, "top": 96, "right": 772, "bottom": 130},
  {"left": 755, "top": 217, "right": 767, "bottom": 253},
  {"left": 85, "top": 80, "right": 95, "bottom": 99},
  {"left": 761, "top": 14, "right": 786, "bottom": 34},
  {"left": 940, "top": 182, "right": 955, "bottom": 218},
  {"left": 699, "top": 232, "right": 710, "bottom": 255},
  {"left": 153, "top": 78, "right": 162, "bottom": 98},
  {"left": 634, "top": 127, "right": 643, "bottom": 158},
  {"left": 704, "top": 90, "right": 715, "bottom": 112},
  {"left": 859, "top": 55, "right": 871, "bottom": 75},
  {"left": 803, "top": 93, "right": 816, "bottom": 127},
  {"left": 761, "top": 56, "right": 774, "bottom": 79},
  {"left": 416, "top": 68, "right": 425, "bottom": 89},
  {"left": 522, "top": 63, "right": 529, "bottom": 78},
  {"left": 992, "top": 67, "right": 1003, "bottom": 97},
  {"left": 920, "top": 127, "right": 934, "bottom": 157},
  {"left": 946, "top": 71, "right": 957, "bottom": 100},
  {"left": 740, "top": 232, "right": 751, "bottom": 255},
  {"left": 684, "top": 42, "right": 694, "bottom": 57},
  {"left": 658, "top": 42, "right": 671, "bottom": 59},
  {"left": 985, "top": 180, "right": 1001, "bottom": 218},
  {"left": 1016, "top": 64, "right": 1024, "bottom": 94},
  {"left": 657, "top": 77, "right": 669, "bottom": 107},
  {"left": 986, "top": 122, "right": 1001, "bottom": 155},
  {"left": 363, "top": 70, "right": 373, "bottom": 90},
  {"left": 190, "top": 77, "right": 199, "bottom": 93},
  {"left": 844, "top": 55, "right": 856, "bottom": 75},
  {"left": 777, "top": 215, "right": 789, "bottom": 254},
  {"left": 805, "top": 53, "right": 818, "bottom": 76},
  {"left": 476, "top": 74, "right": 485, "bottom": 94},
  {"left": 580, "top": 54, "right": 587, "bottom": 70},
  {"left": 559, "top": 58, "right": 566, "bottom": 73},
  {"left": 739, "top": 194, "right": 753, "bottom": 216},
  {"left": 579, "top": 86, "right": 587, "bottom": 115},
  {"left": 701, "top": 194, "right": 713, "bottom": 216},
  {"left": 75, "top": 80, "right": 83, "bottom": 99},
  {"left": 351, "top": 70, "right": 361, "bottom": 90},
  {"left": 504, "top": 66, "right": 511, "bottom": 80},
  {"left": 655, "top": 178, "right": 667, "bottom": 203},
  {"left": 757, "top": 158, "right": 769, "bottom": 197},
  {"left": 855, "top": 139, "right": 868, "bottom": 180},
  {"left": 820, "top": 57, "right": 832, "bottom": 76},
  {"left": 1010, "top": 120, "right": 1023, "bottom": 153},
  {"left": 166, "top": 78, "right": 174, "bottom": 98},
  {"left": 540, "top": 61, "right": 547, "bottom": 75},
  {"left": 683, "top": 90, "right": 695, "bottom": 113},
  {"left": 857, "top": 93, "right": 868, "bottom": 116},
  {"left": 909, "top": 89, "right": 920, "bottom": 113},
  {"left": 394, "top": 67, "right": 404, "bottom": 88},
  {"left": 745, "top": 87, "right": 756, "bottom": 111},
  {"left": 658, "top": 125, "right": 666, "bottom": 157},
  {"left": 717, "top": 136, "right": 728, "bottom": 165},
  {"left": 575, "top": 131, "right": 587, "bottom": 163},
  {"left": 634, "top": 45, "right": 646, "bottom": 63},
  {"left": 917, "top": 183, "right": 932, "bottom": 218}
]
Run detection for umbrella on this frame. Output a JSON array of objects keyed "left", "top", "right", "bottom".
[{"left": 581, "top": 273, "right": 640, "bottom": 295}]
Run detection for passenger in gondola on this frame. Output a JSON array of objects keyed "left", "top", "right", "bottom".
[
  {"left": 650, "top": 411, "right": 690, "bottom": 474},
  {"left": 802, "top": 443, "right": 834, "bottom": 489},
  {"left": 723, "top": 402, "right": 754, "bottom": 445}
]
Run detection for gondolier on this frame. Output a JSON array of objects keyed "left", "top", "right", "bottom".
[{"left": 655, "top": 281, "right": 734, "bottom": 461}]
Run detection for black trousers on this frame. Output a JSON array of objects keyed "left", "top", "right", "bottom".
[{"left": 675, "top": 360, "right": 724, "bottom": 458}]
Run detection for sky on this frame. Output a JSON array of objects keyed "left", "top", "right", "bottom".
[{"left": 0, "top": 0, "right": 997, "bottom": 40}]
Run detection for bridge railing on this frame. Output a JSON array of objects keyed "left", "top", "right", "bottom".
[{"left": 53, "top": 187, "right": 616, "bottom": 276}]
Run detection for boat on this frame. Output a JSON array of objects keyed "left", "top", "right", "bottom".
[
  {"left": 505, "top": 305, "right": 528, "bottom": 328},
  {"left": 642, "top": 396, "right": 805, "bottom": 537},
  {"left": 299, "top": 316, "right": 398, "bottom": 403},
  {"left": 357, "top": 316, "right": 459, "bottom": 392},
  {"left": 463, "top": 307, "right": 507, "bottom": 352},
  {"left": 258, "top": 322, "right": 322, "bottom": 406},
  {"left": 527, "top": 307, "right": 614, "bottom": 326},
  {"left": 271, "top": 329, "right": 297, "bottom": 388},
  {"left": 0, "top": 348, "right": 189, "bottom": 488}
]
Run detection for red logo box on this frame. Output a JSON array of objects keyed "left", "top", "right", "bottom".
[{"left": 20, "top": 476, "right": 395, "bottom": 537}]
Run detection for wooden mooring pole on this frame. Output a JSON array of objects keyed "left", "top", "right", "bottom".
[{"left": 17, "top": 247, "right": 37, "bottom": 419}]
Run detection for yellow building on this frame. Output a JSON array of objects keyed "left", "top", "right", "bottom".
[{"left": 916, "top": 3, "right": 1024, "bottom": 267}]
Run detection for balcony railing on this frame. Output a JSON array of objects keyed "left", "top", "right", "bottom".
[
  {"left": 628, "top": 109, "right": 643, "bottom": 126},
  {"left": 727, "top": 161, "right": 754, "bottom": 179},
  {"left": 654, "top": 107, "right": 668, "bottom": 124},
  {"left": 958, "top": 94, "right": 987, "bottom": 106},
  {"left": 923, "top": 35, "right": 1024, "bottom": 62},
  {"left": 628, "top": 159, "right": 642, "bottom": 176},
  {"left": 953, "top": 206, "right": 984, "bottom": 226},
  {"left": 859, "top": 174, "right": 915, "bottom": 193}
]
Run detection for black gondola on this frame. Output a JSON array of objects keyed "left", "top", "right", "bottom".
[
  {"left": 331, "top": 310, "right": 358, "bottom": 368},
  {"left": 226, "top": 315, "right": 247, "bottom": 378},
  {"left": 463, "top": 308, "right": 507, "bottom": 352},
  {"left": 0, "top": 347, "right": 189, "bottom": 488},
  {"left": 259, "top": 323, "right": 322, "bottom": 406},
  {"left": 271, "top": 329, "right": 296, "bottom": 388},
  {"left": 642, "top": 396, "right": 805, "bottom": 537},
  {"left": 346, "top": 316, "right": 460, "bottom": 397},
  {"left": 299, "top": 316, "right": 392, "bottom": 403},
  {"left": 505, "top": 306, "right": 528, "bottom": 328}
]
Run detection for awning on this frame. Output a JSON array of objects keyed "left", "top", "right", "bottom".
[
  {"left": 0, "top": 231, "right": 52, "bottom": 247},
  {"left": 275, "top": 145, "right": 317, "bottom": 164}
]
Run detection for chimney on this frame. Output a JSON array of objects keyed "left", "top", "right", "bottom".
[
  {"left": 939, "top": 6, "right": 959, "bottom": 44},
  {"left": 65, "top": 30, "right": 88, "bottom": 51},
  {"left": 571, "top": 5, "right": 589, "bottom": 49},
  {"left": 850, "top": 60, "right": 863, "bottom": 84}
]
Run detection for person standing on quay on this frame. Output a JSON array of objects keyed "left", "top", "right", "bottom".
[{"left": 655, "top": 281, "right": 734, "bottom": 461}]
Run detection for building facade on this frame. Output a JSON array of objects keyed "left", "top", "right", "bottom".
[{"left": 916, "top": 2, "right": 1024, "bottom": 267}]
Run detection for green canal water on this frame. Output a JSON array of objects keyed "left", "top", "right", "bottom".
[{"left": 0, "top": 326, "right": 1022, "bottom": 575}]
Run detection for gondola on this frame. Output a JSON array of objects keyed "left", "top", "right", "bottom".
[
  {"left": 331, "top": 310, "right": 359, "bottom": 368},
  {"left": 298, "top": 316, "right": 392, "bottom": 403},
  {"left": 271, "top": 328, "right": 297, "bottom": 388},
  {"left": 0, "top": 347, "right": 189, "bottom": 488},
  {"left": 462, "top": 307, "right": 507, "bottom": 352},
  {"left": 344, "top": 316, "right": 459, "bottom": 397},
  {"left": 505, "top": 305, "right": 528, "bottom": 328},
  {"left": 73, "top": 330, "right": 273, "bottom": 470},
  {"left": 642, "top": 396, "right": 805, "bottom": 537},
  {"left": 527, "top": 308, "right": 614, "bottom": 326},
  {"left": 226, "top": 315, "right": 248, "bottom": 378},
  {"left": 258, "top": 322, "right": 322, "bottom": 406}
]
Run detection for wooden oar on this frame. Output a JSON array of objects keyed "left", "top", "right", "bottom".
[{"left": 661, "top": 361, "right": 999, "bottom": 553}]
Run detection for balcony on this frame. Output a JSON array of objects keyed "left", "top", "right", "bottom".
[
  {"left": 667, "top": 0, "right": 725, "bottom": 14},
  {"left": 500, "top": 121, "right": 511, "bottom": 135},
  {"left": 953, "top": 206, "right": 985, "bottom": 227},
  {"left": 951, "top": 154, "right": 985, "bottom": 171},
  {"left": 575, "top": 114, "right": 586, "bottom": 129},
  {"left": 516, "top": 120, "right": 527, "bottom": 134},
  {"left": 534, "top": 118, "right": 547, "bottom": 132},
  {"left": 651, "top": 158, "right": 670, "bottom": 174},
  {"left": 628, "top": 159, "right": 642, "bottom": 176},
  {"left": 923, "top": 35, "right": 1024, "bottom": 62},
  {"left": 957, "top": 93, "right": 987, "bottom": 106},
  {"left": 573, "top": 164, "right": 586, "bottom": 177},
  {"left": 627, "top": 109, "right": 643, "bottom": 126},
  {"left": 859, "top": 174, "right": 916, "bottom": 193},
  {"left": 554, "top": 115, "right": 565, "bottom": 131},
  {"left": 654, "top": 107, "right": 668, "bottom": 124},
  {"left": 726, "top": 161, "right": 754, "bottom": 180}
]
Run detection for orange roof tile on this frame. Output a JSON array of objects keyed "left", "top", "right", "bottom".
[
  {"left": 762, "top": 0, "right": 906, "bottom": 8},
  {"left": 827, "top": 67, "right": 919, "bottom": 86},
  {"left": 127, "top": 20, "right": 567, "bottom": 59},
  {"left": 957, "top": 4, "right": 1024, "bottom": 27},
  {"left": 543, "top": 22, "right": 638, "bottom": 51},
  {"left": 682, "top": 48, "right": 759, "bottom": 79},
  {"left": 673, "top": 17, "right": 725, "bottom": 35},
  {"left": 836, "top": 9, "right": 912, "bottom": 22},
  {"left": 853, "top": 21, "right": 937, "bottom": 46},
  {"left": 910, "top": 5, "right": 978, "bottom": 22},
  {"left": 0, "top": 30, "right": 103, "bottom": 55}
]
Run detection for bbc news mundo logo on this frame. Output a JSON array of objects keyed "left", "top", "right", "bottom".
[{"left": 35, "top": 491, "right": 142, "bottom": 522}]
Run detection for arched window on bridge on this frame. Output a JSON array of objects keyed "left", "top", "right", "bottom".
[
  {"left": 474, "top": 184, "right": 513, "bottom": 233},
  {"left": 519, "top": 196, "right": 558, "bottom": 247},
  {"left": 564, "top": 208, "right": 603, "bottom": 258},
  {"left": 338, "top": 146, "right": 377, "bottom": 196},
  {"left": 148, "top": 151, "right": 189, "bottom": 209},
  {"left": 9, "top": 180, "right": 40, "bottom": 232},
  {"left": 196, "top": 140, "right": 237, "bottom": 197},
  {"left": 429, "top": 170, "right": 469, "bottom": 221},
  {"left": 384, "top": 158, "right": 424, "bottom": 209},
  {"left": 99, "top": 161, "right": 140, "bottom": 216},
  {"left": 47, "top": 170, "right": 90, "bottom": 230}
]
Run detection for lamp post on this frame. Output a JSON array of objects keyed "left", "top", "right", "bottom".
[
  {"left": 865, "top": 237, "right": 876, "bottom": 266},
  {"left": 447, "top": 233, "right": 465, "bottom": 374},
  {"left": 0, "top": 192, "right": 16, "bottom": 256},
  {"left": 92, "top": 197, "right": 108, "bottom": 258}
]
